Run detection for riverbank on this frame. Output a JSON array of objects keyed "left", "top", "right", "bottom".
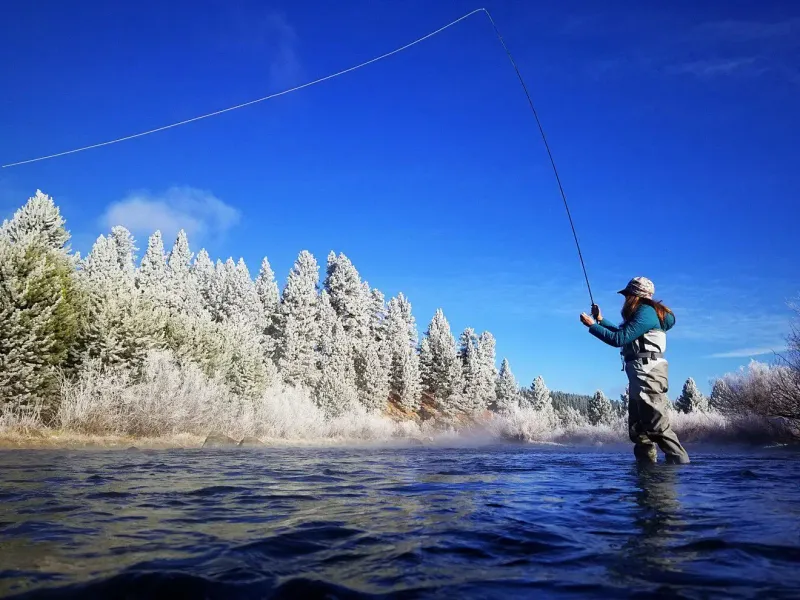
[
  {"left": 0, "top": 431, "right": 437, "bottom": 450},
  {"left": 1, "top": 409, "right": 794, "bottom": 450}
]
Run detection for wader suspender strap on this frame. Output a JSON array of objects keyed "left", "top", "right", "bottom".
[{"left": 639, "top": 335, "right": 650, "bottom": 365}]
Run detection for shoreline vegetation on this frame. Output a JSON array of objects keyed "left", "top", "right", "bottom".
[{"left": 1, "top": 191, "right": 799, "bottom": 451}]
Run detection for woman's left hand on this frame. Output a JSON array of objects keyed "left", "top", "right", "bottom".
[{"left": 580, "top": 313, "right": 595, "bottom": 327}]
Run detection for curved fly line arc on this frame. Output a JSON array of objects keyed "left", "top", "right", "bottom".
[{"left": 2, "top": 8, "right": 595, "bottom": 305}]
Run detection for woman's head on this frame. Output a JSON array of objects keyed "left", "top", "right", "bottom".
[{"left": 618, "top": 277, "right": 673, "bottom": 322}]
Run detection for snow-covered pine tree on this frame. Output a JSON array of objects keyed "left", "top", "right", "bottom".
[
  {"left": 317, "top": 290, "right": 337, "bottom": 357},
  {"left": 358, "top": 337, "right": 390, "bottom": 413},
  {"left": 232, "top": 258, "right": 264, "bottom": 327},
  {"left": 204, "top": 258, "right": 263, "bottom": 326},
  {"left": 219, "top": 318, "right": 274, "bottom": 398},
  {"left": 81, "top": 235, "right": 123, "bottom": 285},
  {"left": 2, "top": 190, "right": 70, "bottom": 251},
  {"left": 274, "top": 250, "right": 320, "bottom": 388},
  {"left": 362, "top": 286, "right": 391, "bottom": 409},
  {"left": 206, "top": 259, "right": 228, "bottom": 321},
  {"left": 619, "top": 386, "right": 630, "bottom": 417},
  {"left": 0, "top": 226, "right": 79, "bottom": 415},
  {"left": 323, "top": 253, "right": 379, "bottom": 407},
  {"left": 458, "top": 328, "right": 481, "bottom": 410},
  {"left": 369, "top": 288, "right": 387, "bottom": 341},
  {"left": 476, "top": 332, "right": 498, "bottom": 412},
  {"left": 397, "top": 293, "right": 419, "bottom": 348},
  {"left": 385, "top": 294, "right": 421, "bottom": 411},
  {"left": 323, "top": 252, "right": 370, "bottom": 339},
  {"left": 495, "top": 358, "right": 521, "bottom": 412},
  {"left": 675, "top": 377, "right": 709, "bottom": 413},
  {"left": 109, "top": 226, "right": 137, "bottom": 276},
  {"left": 588, "top": 390, "right": 613, "bottom": 425},
  {"left": 370, "top": 289, "right": 392, "bottom": 378},
  {"left": 255, "top": 256, "right": 280, "bottom": 358},
  {"left": 397, "top": 349, "right": 422, "bottom": 412},
  {"left": 192, "top": 249, "right": 215, "bottom": 312},
  {"left": 316, "top": 296, "right": 358, "bottom": 417},
  {"left": 557, "top": 405, "right": 585, "bottom": 428},
  {"left": 529, "top": 376, "right": 554, "bottom": 414},
  {"left": 77, "top": 235, "right": 164, "bottom": 370},
  {"left": 709, "top": 379, "right": 731, "bottom": 412},
  {"left": 419, "top": 309, "right": 463, "bottom": 410},
  {"left": 136, "top": 231, "right": 168, "bottom": 302},
  {"left": 166, "top": 230, "right": 204, "bottom": 317},
  {"left": 255, "top": 257, "right": 279, "bottom": 323}
]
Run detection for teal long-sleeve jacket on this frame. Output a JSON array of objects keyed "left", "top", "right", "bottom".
[{"left": 588, "top": 305, "right": 675, "bottom": 355}]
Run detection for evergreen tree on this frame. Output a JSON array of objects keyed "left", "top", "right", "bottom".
[
  {"left": 255, "top": 256, "right": 280, "bottom": 357},
  {"left": 385, "top": 294, "right": 421, "bottom": 410},
  {"left": 274, "top": 250, "right": 320, "bottom": 388},
  {"left": 619, "top": 386, "right": 630, "bottom": 417},
  {"left": 316, "top": 291, "right": 337, "bottom": 358},
  {"left": 255, "top": 256, "right": 280, "bottom": 322},
  {"left": 675, "top": 377, "right": 709, "bottom": 413},
  {"left": 204, "top": 258, "right": 262, "bottom": 326},
  {"left": 529, "top": 376, "right": 553, "bottom": 411},
  {"left": 316, "top": 312, "right": 358, "bottom": 417},
  {"left": 358, "top": 337, "right": 390, "bottom": 413},
  {"left": 78, "top": 235, "right": 163, "bottom": 370},
  {"left": 323, "top": 252, "right": 370, "bottom": 339},
  {"left": 588, "top": 390, "right": 613, "bottom": 425},
  {"left": 0, "top": 233, "right": 80, "bottom": 416},
  {"left": 364, "top": 287, "right": 391, "bottom": 405},
  {"left": 206, "top": 259, "right": 228, "bottom": 321},
  {"left": 221, "top": 319, "right": 274, "bottom": 398},
  {"left": 419, "top": 309, "right": 462, "bottom": 407},
  {"left": 557, "top": 405, "right": 585, "bottom": 428},
  {"left": 192, "top": 249, "right": 215, "bottom": 311},
  {"left": 109, "top": 226, "right": 137, "bottom": 276},
  {"left": 495, "top": 358, "right": 521, "bottom": 412},
  {"left": 476, "top": 331, "right": 498, "bottom": 411},
  {"left": 80, "top": 235, "right": 123, "bottom": 285},
  {"left": 166, "top": 230, "right": 203, "bottom": 316},
  {"left": 231, "top": 258, "right": 264, "bottom": 327},
  {"left": 137, "top": 231, "right": 168, "bottom": 301},
  {"left": 2, "top": 190, "right": 70, "bottom": 251},
  {"left": 459, "top": 327, "right": 481, "bottom": 410},
  {"left": 369, "top": 288, "right": 388, "bottom": 342},
  {"left": 397, "top": 349, "right": 422, "bottom": 411},
  {"left": 709, "top": 379, "right": 731, "bottom": 412}
]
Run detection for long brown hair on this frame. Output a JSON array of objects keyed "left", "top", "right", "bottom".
[{"left": 621, "top": 296, "right": 673, "bottom": 324}]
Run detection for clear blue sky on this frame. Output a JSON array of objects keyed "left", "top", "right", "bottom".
[{"left": 1, "top": 0, "right": 797, "bottom": 397}]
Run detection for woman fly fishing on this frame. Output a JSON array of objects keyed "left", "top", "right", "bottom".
[{"left": 580, "top": 277, "right": 690, "bottom": 464}]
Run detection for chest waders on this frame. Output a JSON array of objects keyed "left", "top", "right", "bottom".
[{"left": 624, "top": 329, "right": 690, "bottom": 464}]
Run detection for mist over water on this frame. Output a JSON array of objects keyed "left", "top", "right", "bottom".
[{"left": 1, "top": 444, "right": 799, "bottom": 599}]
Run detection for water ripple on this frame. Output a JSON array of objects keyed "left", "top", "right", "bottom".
[{"left": 0, "top": 445, "right": 799, "bottom": 599}]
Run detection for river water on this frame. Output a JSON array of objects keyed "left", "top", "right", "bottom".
[{"left": 1, "top": 444, "right": 798, "bottom": 599}]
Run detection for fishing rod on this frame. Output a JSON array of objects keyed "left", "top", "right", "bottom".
[
  {"left": 2, "top": 8, "right": 595, "bottom": 306},
  {"left": 478, "top": 11, "right": 595, "bottom": 308}
]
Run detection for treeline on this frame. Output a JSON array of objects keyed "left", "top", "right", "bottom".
[
  {"left": 1, "top": 191, "right": 797, "bottom": 437},
  {"left": 0, "top": 191, "right": 561, "bottom": 424}
]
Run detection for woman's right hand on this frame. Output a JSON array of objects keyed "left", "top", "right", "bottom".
[{"left": 591, "top": 304, "right": 602, "bottom": 321}]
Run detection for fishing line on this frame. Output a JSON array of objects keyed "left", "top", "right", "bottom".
[{"left": 2, "top": 7, "right": 594, "bottom": 305}]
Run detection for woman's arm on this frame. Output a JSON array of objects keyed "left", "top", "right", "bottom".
[
  {"left": 596, "top": 318, "right": 621, "bottom": 332},
  {"left": 588, "top": 308, "right": 656, "bottom": 348},
  {"left": 590, "top": 305, "right": 621, "bottom": 332}
]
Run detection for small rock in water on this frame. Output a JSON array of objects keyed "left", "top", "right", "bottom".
[
  {"left": 238, "top": 436, "right": 263, "bottom": 447},
  {"left": 202, "top": 433, "right": 238, "bottom": 448}
]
